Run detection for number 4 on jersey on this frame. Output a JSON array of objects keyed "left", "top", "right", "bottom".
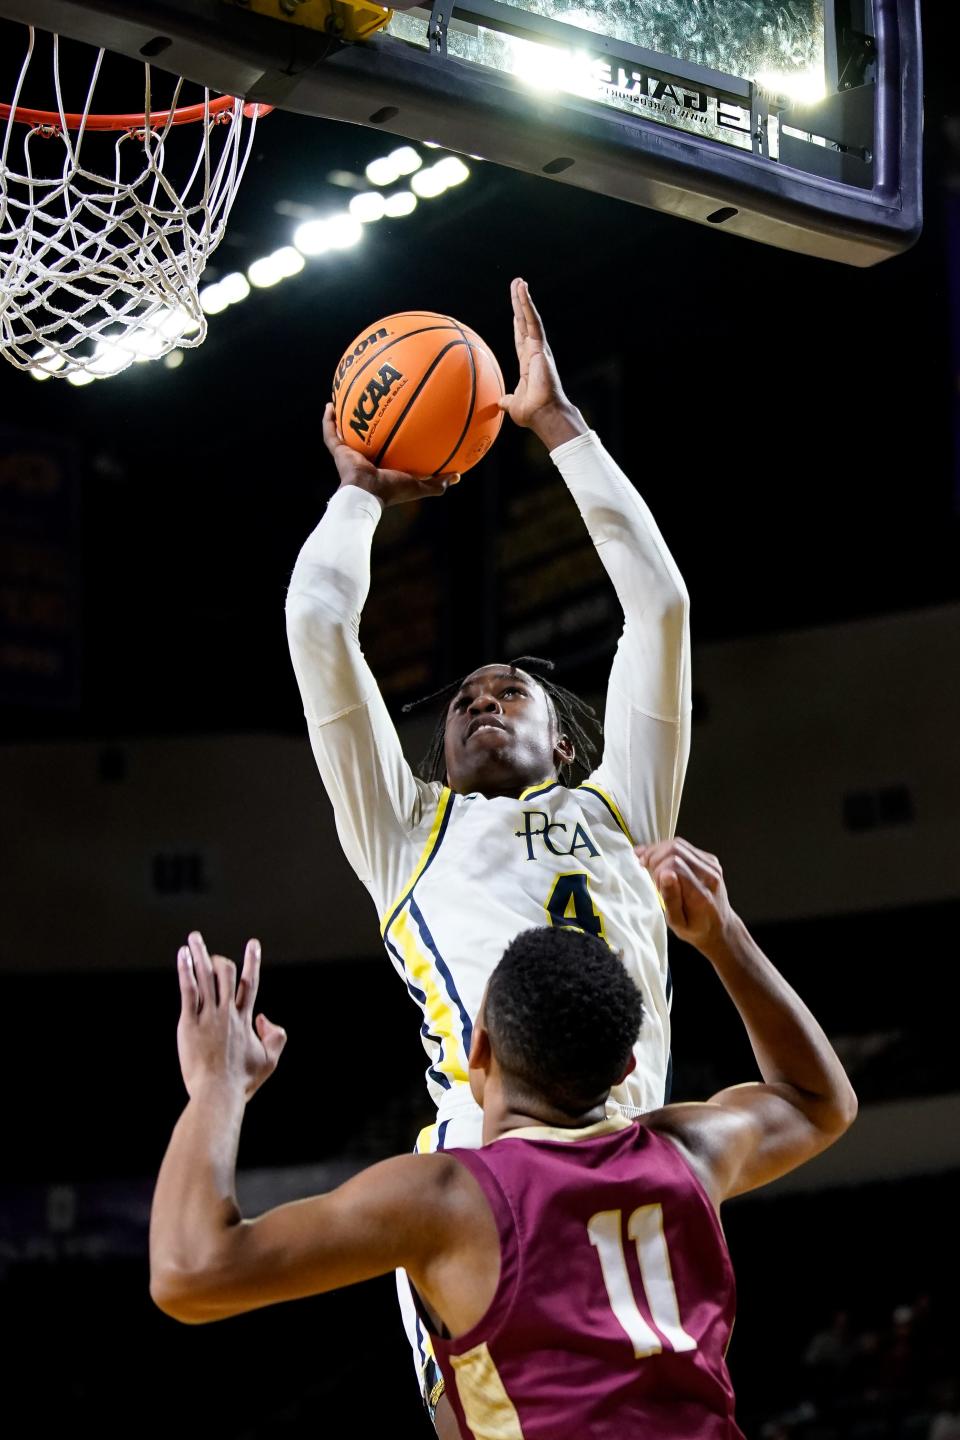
[
  {"left": 588, "top": 1205, "right": 697, "bottom": 1359},
  {"left": 546, "top": 871, "right": 605, "bottom": 938}
]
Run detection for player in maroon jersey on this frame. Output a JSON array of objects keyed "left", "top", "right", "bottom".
[{"left": 150, "top": 838, "right": 857, "bottom": 1440}]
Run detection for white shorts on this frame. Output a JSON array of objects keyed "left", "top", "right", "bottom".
[{"left": 396, "top": 1103, "right": 485, "bottom": 1416}]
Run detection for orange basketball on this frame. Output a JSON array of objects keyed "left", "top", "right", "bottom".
[{"left": 332, "top": 310, "right": 505, "bottom": 475}]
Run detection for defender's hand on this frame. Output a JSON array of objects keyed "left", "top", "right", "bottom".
[
  {"left": 322, "top": 403, "right": 459, "bottom": 506},
  {"left": 635, "top": 839, "right": 736, "bottom": 956},
  {"left": 177, "top": 932, "right": 286, "bottom": 1101}
]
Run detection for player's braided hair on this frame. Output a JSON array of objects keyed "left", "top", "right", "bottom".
[
  {"left": 486, "top": 927, "right": 644, "bottom": 1116},
  {"left": 402, "top": 656, "right": 601, "bottom": 784}
]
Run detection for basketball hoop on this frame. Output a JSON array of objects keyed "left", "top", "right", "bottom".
[{"left": 0, "top": 25, "right": 271, "bottom": 380}]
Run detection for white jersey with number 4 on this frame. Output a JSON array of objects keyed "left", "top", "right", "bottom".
[{"left": 286, "top": 431, "right": 691, "bottom": 1131}]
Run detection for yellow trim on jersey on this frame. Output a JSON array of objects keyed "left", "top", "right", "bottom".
[
  {"left": 577, "top": 784, "right": 668, "bottom": 913},
  {"left": 415, "top": 1121, "right": 439, "bottom": 1154},
  {"left": 381, "top": 787, "right": 454, "bottom": 935},
  {"left": 500, "top": 1113, "right": 634, "bottom": 1144},
  {"left": 392, "top": 907, "right": 469, "bottom": 1085},
  {"left": 577, "top": 782, "right": 635, "bottom": 844},
  {"left": 451, "top": 1342, "right": 526, "bottom": 1440},
  {"left": 518, "top": 777, "right": 558, "bottom": 801}
]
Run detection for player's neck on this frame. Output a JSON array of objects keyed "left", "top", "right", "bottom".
[
  {"left": 482, "top": 1087, "right": 608, "bottom": 1143},
  {"left": 455, "top": 772, "right": 557, "bottom": 801}
]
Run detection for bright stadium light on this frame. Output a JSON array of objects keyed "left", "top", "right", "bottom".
[
  {"left": 153, "top": 306, "right": 201, "bottom": 339},
  {"left": 366, "top": 146, "right": 422, "bottom": 186},
  {"left": 511, "top": 40, "right": 564, "bottom": 92},
  {"left": 384, "top": 189, "right": 418, "bottom": 217},
  {"left": 126, "top": 329, "right": 167, "bottom": 363},
  {"left": 434, "top": 156, "right": 470, "bottom": 186},
  {"left": 248, "top": 246, "right": 304, "bottom": 287},
  {"left": 29, "top": 345, "right": 66, "bottom": 379},
  {"left": 756, "top": 66, "right": 827, "bottom": 104},
  {"left": 293, "top": 217, "right": 330, "bottom": 255},
  {"left": 390, "top": 145, "right": 422, "bottom": 177},
  {"left": 273, "top": 246, "right": 306, "bottom": 277},
  {"left": 293, "top": 213, "right": 362, "bottom": 256},
  {"left": 88, "top": 341, "right": 130, "bottom": 377},
  {"left": 326, "top": 214, "right": 363, "bottom": 249},
  {"left": 509, "top": 37, "right": 595, "bottom": 97},
  {"left": 411, "top": 165, "right": 450, "bottom": 199},
  {"left": 247, "top": 255, "right": 286, "bottom": 287},
  {"left": 200, "top": 282, "right": 229, "bottom": 314},
  {"left": 365, "top": 155, "right": 397, "bottom": 187},
  {"left": 349, "top": 191, "right": 387, "bottom": 222},
  {"left": 164, "top": 349, "right": 185, "bottom": 370},
  {"left": 80, "top": 336, "right": 123, "bottom": 377},
  {"left": 67, "top": 369, "right": 96, "bottom": 387},
  {"left": 218, "top": 272, "right": 251, "bottom": 305}
]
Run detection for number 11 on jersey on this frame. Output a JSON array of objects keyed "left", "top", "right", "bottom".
[{"left": 588, "top": 1205, "right": 697, "bottom": 1358}]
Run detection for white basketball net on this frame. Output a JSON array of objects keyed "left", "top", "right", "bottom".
[{"left": 0, "top": 27, "right": 265, "bottom": 380}]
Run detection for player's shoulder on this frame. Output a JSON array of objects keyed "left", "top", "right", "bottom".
[
  {"left": 643, "top": 1103, "right": 745, "bottom": 1210},
  {"left": 572, "top": 773, "right": 638, "bottom": 841},
  {"left": 405, "top": 1149, "right": 493, "bottom": 1232},
  {"left": 368, "top": 1150, "right": 464, "bottom": 1206},
  {"left": 411, "top": 778, "right": 447, "bottom": 816}
]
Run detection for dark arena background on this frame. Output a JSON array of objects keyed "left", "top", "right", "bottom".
[{"left": 2, "top": 1, "right": 959, "bottom": 1436}]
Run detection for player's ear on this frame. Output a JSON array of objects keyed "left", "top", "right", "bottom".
[
  {"left": 616, "top": 1052, "right": 637, "bottom": 1086},
  {"left": 468, "top": 1018, "right": 492, "bottom": 1106},
  {"left": 554, "top": 733, "right": 575, "bottom": 768},
  {"left": 468, "top": 1018, "right": 492, "bottom": 1072}
]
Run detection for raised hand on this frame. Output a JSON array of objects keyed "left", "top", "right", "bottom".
[
  {"left": 499, "top": 277, "right": 566, "bottom": 427},
  {"left": 176, "top": 931, "right": 287, "bottom": 1101},
  {"left": 635, "top": 839, "right": 735, "bottom": 956},
  {"left": 322, "top": 403, "right": 459, "bottom": 506},
  {"left": 499, "top": 279, "right": 586, "bottom": 449}
]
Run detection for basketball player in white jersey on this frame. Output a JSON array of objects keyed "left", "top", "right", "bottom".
[{"left": 286, "top": 277, "right": 690, "bottom": 1423}]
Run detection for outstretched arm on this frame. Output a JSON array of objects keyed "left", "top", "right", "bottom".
[
  {"left": 149, "top": 933, "right": 485, "bottom": 1327},
  {"left": 285, "top": 409, "right": 456, "bottom": 908},
  {"left": 502, "top": 279, "right": 690, "bottom": 841},
  {"left": 637, "top": 840, "right": 858, "bottom": 1203}
]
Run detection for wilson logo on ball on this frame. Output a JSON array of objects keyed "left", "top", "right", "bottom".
[
  {"left": 333, "top": 326, "right": 389, "bottom": 397},
  {"left": 349, "top": 363, "right": 404, "bottom": 439}
]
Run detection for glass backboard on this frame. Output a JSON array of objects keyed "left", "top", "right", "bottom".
[
  {"left": 389, "top": 0, "right": 827, "bottom": 157},
  {"left": 0, "top": 0, "right": 922, "bottom": 265}
]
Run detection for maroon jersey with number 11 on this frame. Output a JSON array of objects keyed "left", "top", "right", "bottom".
[{"left": 427, "top": 1114, "right": 743, "bottom": 1440}]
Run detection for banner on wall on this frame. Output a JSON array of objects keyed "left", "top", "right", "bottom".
[
  {"left": 0, "top": 430, "right": 81, "bottom": 707},
  {"left": 949, "top": 187, "right": 960, "bottom": 515}
]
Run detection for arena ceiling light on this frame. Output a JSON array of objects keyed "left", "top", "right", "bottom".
[
  {"left": 365, "top": 145, "right": 423, "bottom": 187},
  {"left": 755, "top": 66, "right": 827, "bottom": 105},
  {"left": 246, "top": 246, "right": 305, "bottom": 288},
  {"left": 434, "top": 157, "right": 470, "bottom": 187},
  {"left": 29, "top": 345, "right": 68, "bottom": 381},
  {"left": 508, "top": 36, "right": 592, "bottom": 96},
  {"left": 292, "top": 213, "right": 363, "bottom": 256},
  {"left": 41, "top": 306, "right": 200, "bottom": 381},
  {"left": 349, "top": 191, "right": 387, "bottom": 222},
  {"left": 411, "top": 157, "right": 471, "bottom": 199},
  {"left": 383, "top": 189, "right": 417, "bottom": 218},
  {"left": 199, "top": 283, "right": 230, "bottom": 315},
  {"left": 196, "top": 270, "right": 252, "bottom": 311},
  {"left": 218, "top": 272, "right": 252, "bottom": 304}
]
